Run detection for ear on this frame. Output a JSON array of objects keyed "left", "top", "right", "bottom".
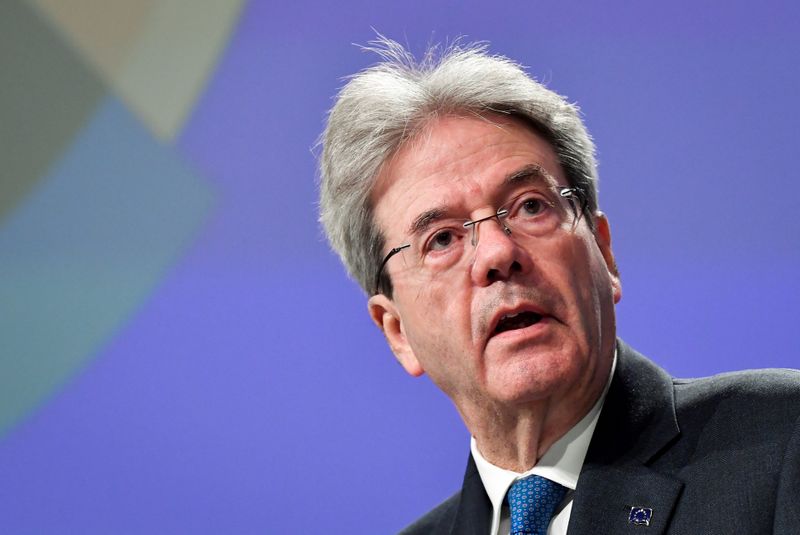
[
  {"left": 593, "top": 212, "right": 622, "bottom": 304},
  {"left": 367, "top": 294, "right": 424, "bottom": 377}
]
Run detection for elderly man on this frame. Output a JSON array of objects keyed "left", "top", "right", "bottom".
[{"left": 318, "top": 38, "right": 800, "bottom": 535}]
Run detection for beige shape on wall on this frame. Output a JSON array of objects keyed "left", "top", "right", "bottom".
[{"left": 29, "top": 0, "right": 245, "bottom": 141}]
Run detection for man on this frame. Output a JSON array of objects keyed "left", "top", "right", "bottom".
[{"left": 318, "top": 37, "right": 800, "bottom": 534}]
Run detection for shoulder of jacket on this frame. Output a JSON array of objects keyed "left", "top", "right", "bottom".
[{"left": 397, "top": 491, "right": 461, "bottom": 535}]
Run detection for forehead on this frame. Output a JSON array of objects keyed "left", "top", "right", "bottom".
[{"left": 371, "top": 113, "right": 565, "bottom": 238}]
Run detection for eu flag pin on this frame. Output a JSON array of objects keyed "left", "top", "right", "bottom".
[{"left": 629, "top": 506, "right": 653, "bottom": 526}]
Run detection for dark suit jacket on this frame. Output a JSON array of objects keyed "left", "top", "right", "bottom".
[{"left": 400, "top": 340, "right": 800, "bottom": 534}]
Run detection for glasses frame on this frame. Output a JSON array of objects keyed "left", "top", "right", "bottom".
[{"left": 372, "top": 186, "right": 588, "bottom": 295}]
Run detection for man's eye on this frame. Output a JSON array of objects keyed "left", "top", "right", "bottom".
[
  {"left": 520, "top": 197, "right": 546, "bottom": 217},
  {"left": 428, "top": 230, "right": 455, "bottom": 251}
]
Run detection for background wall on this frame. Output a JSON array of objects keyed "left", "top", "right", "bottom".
[{"left": 1, "top": 0, "right": 798, "bottom": 533}]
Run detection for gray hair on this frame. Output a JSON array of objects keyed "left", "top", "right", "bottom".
[{"left": 319, "top": 37, "right": 598, "bottom": 296}]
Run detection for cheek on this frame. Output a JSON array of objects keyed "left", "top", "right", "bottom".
[
  {"left": 401, "top": 285, "right": 467, "bottom": 346},
  {"left": 402, "top": 287, "right": 477, "bottom": 378},
  {"left": 573, "top": 248, "right": 617, "bottom": 350},
  {"left": 548, "top": 235, "right": 612, "bottom": 332}
]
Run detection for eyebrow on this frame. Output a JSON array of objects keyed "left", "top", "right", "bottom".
[
  {"left": 504, "top": 164, "right": 552, "bottom": 188},
  {"left": 405, "top": 165, "right": 555, "bottom": 237},
  {"left": 408, "top": 207, "right": 448, "bottom": 236}
]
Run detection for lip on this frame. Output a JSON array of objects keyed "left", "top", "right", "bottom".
[
  {"left": 488, "top": 317, "right": 552, "bottom": 346},
  {"left": 487, "top": 302, "right": 550, "bottom": 341}
]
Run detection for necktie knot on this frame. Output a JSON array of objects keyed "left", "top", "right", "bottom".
[{"left": 507, "top": 475, "right": 568, "bottom": 535}]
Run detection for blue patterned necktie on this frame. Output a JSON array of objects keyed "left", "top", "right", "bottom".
[{"left": 507, "top": 474, "right": 568, "bottom": 535}]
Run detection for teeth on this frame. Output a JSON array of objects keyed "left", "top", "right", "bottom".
[{"left": 502, "top": 312, "right": 520, "bottom": 320}]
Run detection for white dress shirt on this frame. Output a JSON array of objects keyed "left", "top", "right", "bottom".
[{"left": 471, "top": 353, "right": 616, "bottom": 535}]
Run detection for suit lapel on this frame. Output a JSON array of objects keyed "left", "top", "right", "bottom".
[
  {"left": 568, "top": 465, "right": 683, "bottom": 534},
  {"left": 449, "top": 454, "right": 492, "bottom": 535},
  {"left": 567, "top": 340, "right": 684, "bottom": 535}
]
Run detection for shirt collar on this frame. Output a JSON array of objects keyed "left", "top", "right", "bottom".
[{"left": 471, "top": 350, "right": 617, "bottom": 519}]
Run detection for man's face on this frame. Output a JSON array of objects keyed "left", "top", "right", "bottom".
[{"left": 368, "top": 114, "right": 621, "bottom": 416}]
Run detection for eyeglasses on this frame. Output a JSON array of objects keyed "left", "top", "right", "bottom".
[{"left": 373, "top": 176, "right": 588, "bottom": 295}]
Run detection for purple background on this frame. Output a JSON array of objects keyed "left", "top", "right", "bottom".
[{"left": 2, "top": 1, "right": 799, "bottom": 533}]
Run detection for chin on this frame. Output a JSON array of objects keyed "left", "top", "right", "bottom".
[{"left": 489, "top": 357, "right": 581, "bottom": 404}]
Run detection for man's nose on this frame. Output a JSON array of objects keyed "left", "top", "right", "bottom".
[{"left": 469, "top": 217, "right": 524, "bottom": 286}]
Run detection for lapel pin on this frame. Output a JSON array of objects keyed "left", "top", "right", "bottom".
[{"left": 629, "top": 506, "right": 653, "bottom": 526}]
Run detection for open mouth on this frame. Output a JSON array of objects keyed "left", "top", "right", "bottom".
[{"left": 493, "top": 311, "right": 543, "bottom": 335}]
